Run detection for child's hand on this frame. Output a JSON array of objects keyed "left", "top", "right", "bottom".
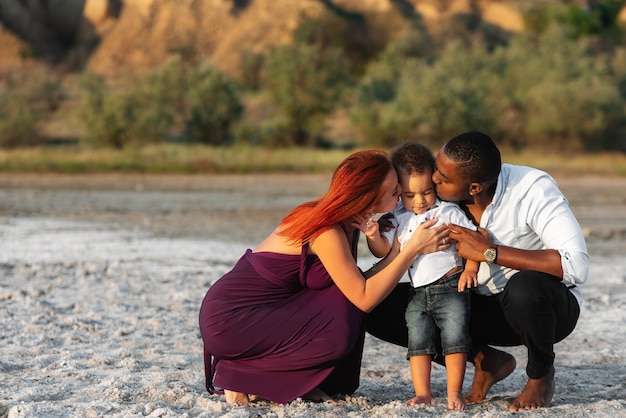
[
  {"left": 352, "top": 212, "right": 379, "bottom": 238},
  {"left": 458, "top": 269, "right": 478, "bottom": 292}
]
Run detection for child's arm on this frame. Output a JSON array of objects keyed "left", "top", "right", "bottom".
[
  {"left": 458, "top": 260, "right": 480, "bottom": 292},
  {"left": 366, "top": 228, "right": 392, "bottom": 258}
]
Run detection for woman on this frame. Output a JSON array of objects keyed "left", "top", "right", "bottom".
[{"left": 199, "top": 149, "right": 450, "bottom": 405}]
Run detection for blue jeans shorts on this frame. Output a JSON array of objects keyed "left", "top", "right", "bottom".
[{"left": 405, "top": 271, "right": 471, "bottom": 358}]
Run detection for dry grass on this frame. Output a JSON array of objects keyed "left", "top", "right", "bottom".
[{"left": 0, "top": 143, "right": 625, "bottom": 177}]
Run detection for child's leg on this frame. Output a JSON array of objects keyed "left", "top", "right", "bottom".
[
  {"left": 406, "top": 354, "right": 432, "bottom": 406},
  {"left": 445, "top": 352, "right": 467, "bottom": 410}
]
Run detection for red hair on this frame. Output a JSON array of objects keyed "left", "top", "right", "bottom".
[{"left": 278, "top": 149, "right": 393, "bottom": 245}]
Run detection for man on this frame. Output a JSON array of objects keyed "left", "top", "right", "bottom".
[
  {"left": 366, "top": 132, "right": 589, "bottom": 411},
  {"left": 433, "top": 131, "right": 588, "bottom": 411}
]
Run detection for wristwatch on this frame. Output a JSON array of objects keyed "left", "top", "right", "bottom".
[{"left": 484, "top": 245, "right": 498, "bottom": 263}]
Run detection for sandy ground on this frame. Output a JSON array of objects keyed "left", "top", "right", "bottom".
[{"left": 1, "top": 173, "right": 625, "bottom": 418}]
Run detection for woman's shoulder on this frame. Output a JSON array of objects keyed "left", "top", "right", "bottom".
[
  {"left": 309, "top": 224, "right": 353, "bottom": 253},
  {"left": 253, "top": 230, "right": 302, "bottom": 255}
]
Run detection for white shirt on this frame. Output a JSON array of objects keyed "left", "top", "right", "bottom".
[
  {"left": 383, "top": 199, "right": 476, "bottom": 286},
  {"left": 475, "top": 164, "right": 589, "bottom": 306}
]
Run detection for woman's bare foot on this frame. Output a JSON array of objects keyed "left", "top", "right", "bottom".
[
  {"left": 448, "top": 391, "right": 467, "bottom": 410},
  {"left": 303, "top": 387, "right": 337, "bottom": 403},
  {"left": 224, "top": 389, "right": 250, "bottom": 405},
  {"left": 405, "top": 394, "right": 432, "bottom": 406},
  {"left": 465, "top": 346, "right": 517, "bottom": 403},
  {"left": 508, "top": 366, "right": 555, "bottom": 411}
]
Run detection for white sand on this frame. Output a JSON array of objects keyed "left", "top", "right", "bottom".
[{"left": 1, "top": 174, "right": 625, "bottom": 417}]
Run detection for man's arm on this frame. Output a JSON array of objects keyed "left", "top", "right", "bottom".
[{"left": 449, "top": 225, "right": 564, "bottom": 279}]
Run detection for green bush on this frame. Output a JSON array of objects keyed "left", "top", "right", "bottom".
[
  {"left": 77, "top": 71, "right": 133, "bottom": 149},
  {"left": 0, "top": 71, "right": 64, "bottom": 148},
  {"left": 351, "top": 41, "right": 497, "bottom": 147},
  {"left": 184, "top": 65, "right": 244, "bottom": 145},
  {"left": 523, "top": 1, "right": 624, "bottom": 39},
  {"left": 261, "top": 44, "right": 350, "bottom": 147},
  {"left": 77, "top": 59, "right": 243, "bottom": 148},
  {"left": 492, "top": 24, "right": 624, "bottom": 150},
  {"left": 0, "top": 90, "right": 41, "bottom": 148}
]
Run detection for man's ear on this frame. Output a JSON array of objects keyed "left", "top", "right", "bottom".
[{"left": 469, "top": 182, "right": 483, "bottom": 196}]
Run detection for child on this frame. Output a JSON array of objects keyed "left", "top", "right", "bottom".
[{"left": 362, "top": 141, "right": 479, "bottom": 410}]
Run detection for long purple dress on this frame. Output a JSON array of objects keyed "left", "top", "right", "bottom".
[{"left": 198, "top": 228, "right": 364, "bottom": 404}]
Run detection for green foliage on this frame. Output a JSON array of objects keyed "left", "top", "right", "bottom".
[
  {"left": 0, "top": 90, "right": 41, "bottom": 148},
  {"left": 261, "top": 44, "right": 350, "bottom": 147},
  {"left": 77, "top": 71, "right": 133, "bottom": 149},
  {"left": 184, "top": 65, "right": 244, "bottom": 145},
  {"left": 77, "top": 59, "right": 243, "bottom": 148},
  {"left": 490, "top": 25, "right": 623, "bottom": 149},
  {"left": 0, "top": 72, "right": 61, "bottom": 148},
  {"left": 352, "top": 41, "right": 497, "bottom": 147},
  {"left": 9, "top": 1, "right": 626, "bottom": 153},
  {"left": 392, "top": 41, "right": 497, "bottom": 146},
  {"left": 523, "top": 1, "right": 624, "bottom": 39}
]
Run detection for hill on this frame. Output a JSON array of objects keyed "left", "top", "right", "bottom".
[{"left": 0, "top": 0, "right": 532, "bottom": 80}]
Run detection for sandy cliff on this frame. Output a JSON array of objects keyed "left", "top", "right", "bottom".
[{"left": 0, "top": 0, "right": 528, "bottom": 79}]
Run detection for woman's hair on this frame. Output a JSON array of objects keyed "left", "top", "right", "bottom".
[
  {"left": 390, "top": 141, "right": 435, "bottom": 177},
  {"left": 444, "top": 131, "right": 501, "bottom": 184},
  {"left": 278, "top": 149, "right": 393, "bottom": 245}
]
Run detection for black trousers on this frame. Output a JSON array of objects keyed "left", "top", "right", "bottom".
[{"left": 366, "top": 271, "right": 580, "bottom": 378}]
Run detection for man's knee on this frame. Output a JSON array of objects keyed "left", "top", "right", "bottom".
[{"left": 503, "top": 271, "right": 549, "bottom": 308}]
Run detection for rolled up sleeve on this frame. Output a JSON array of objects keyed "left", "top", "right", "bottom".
[{"left": 559, "top": 249, "right": 589, "bottom": 286}]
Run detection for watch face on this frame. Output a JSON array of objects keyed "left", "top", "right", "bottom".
[{"left": 485, "top": 248, "right": 497, "bottom": 263}]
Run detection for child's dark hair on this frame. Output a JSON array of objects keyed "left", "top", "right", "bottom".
[{"left": 390, "top": 141, "right": 435, "bottom": 177}]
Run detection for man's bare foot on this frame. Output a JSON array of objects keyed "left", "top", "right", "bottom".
[
  {"left": 405, "top": 394, "right": 432, "bottom": 406},
  {"left": 448, "top": 391, "right": 467, "bottom": 410},
  {"left": 303, "top": 387, "right": 337, "bottom": 403},
  {"left": 224, "top": 389, "right": 250, "bottom": 405},
  {"left": 465, "top": 346, "right": 517, "bottom": 404},
  {"left": 508, "top": 366, "right": 555, "bottom": 411}
]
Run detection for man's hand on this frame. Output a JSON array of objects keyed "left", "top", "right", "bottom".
[{"left": 448, "top": 224, "right": 492, "bottom": 262}]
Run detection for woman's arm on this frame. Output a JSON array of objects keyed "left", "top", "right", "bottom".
[{"left": 312, "top": 218, "right": 449, "bottom": 312}]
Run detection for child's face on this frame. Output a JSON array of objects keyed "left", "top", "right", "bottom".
[{"left": 399, "top": 171, "right": 436, "bottom": 215}]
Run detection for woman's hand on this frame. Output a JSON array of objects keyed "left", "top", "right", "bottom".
[{"left": 403, "top": 217, "right": 450, "bottom": 259}]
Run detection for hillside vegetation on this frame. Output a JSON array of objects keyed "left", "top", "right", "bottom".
[{"left": 1, "top": 0, "right": 626, "bottom": 173}]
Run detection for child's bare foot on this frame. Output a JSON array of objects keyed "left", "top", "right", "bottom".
[
  {"left": 303, "top": 387, "right": 337, "bottom": 403},
  {"left": 405, "top": 394, "right": 432, "bottom": 406},
  {"left": 448, "top": 391, "right": 467, "bottom": 410},
  {"left": 224, "top": 389, "right": 250, "bottom": 405},
  {"left": 465, "top": 345, "right": 516, "bottom": 403},
  {"left": 508, "top": 366, "right": 555, "bottom": 411}
]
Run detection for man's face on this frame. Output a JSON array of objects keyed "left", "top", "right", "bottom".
[{"left": 432, "top": 147, "right": 470, "bottom": 202}]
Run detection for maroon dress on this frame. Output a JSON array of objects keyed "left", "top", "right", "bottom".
[{"left": 198, "top": 228, "right": 364, "bottom": 404}]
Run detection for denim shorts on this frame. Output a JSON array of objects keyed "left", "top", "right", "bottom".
[{"left": 405, "top": 271, "right": 471, "bottom": 358}]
